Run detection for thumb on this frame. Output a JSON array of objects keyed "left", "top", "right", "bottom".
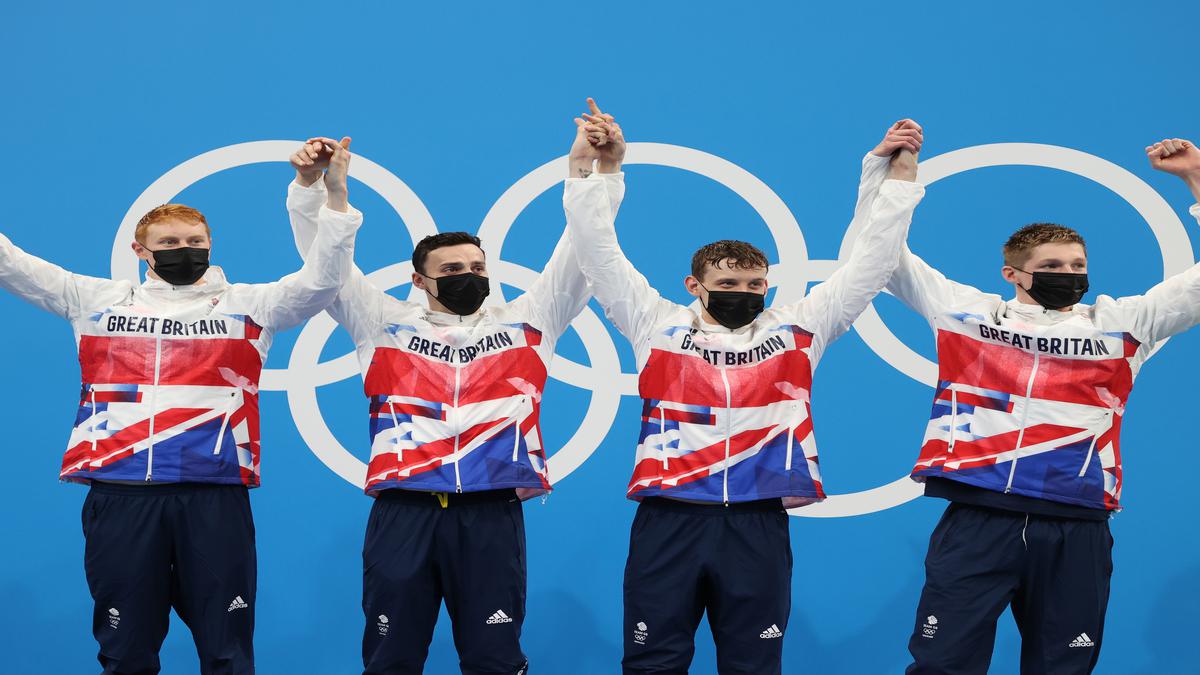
[{"left": 340, "top": 136, "right": 352, "bottom": 150}]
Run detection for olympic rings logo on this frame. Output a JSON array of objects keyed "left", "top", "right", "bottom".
[{"left": 109, "top": 141, "right": 1192, "bottom": 518}]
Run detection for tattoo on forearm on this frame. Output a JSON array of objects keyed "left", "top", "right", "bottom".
[{"left": 578, "top": 168, "right": 593, "bottom": 179}]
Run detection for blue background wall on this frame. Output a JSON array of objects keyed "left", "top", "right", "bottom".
[{"left": 1, "top": 2, "right": 1198, "bottom": 672}]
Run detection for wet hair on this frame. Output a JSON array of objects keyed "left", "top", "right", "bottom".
[{"left": 690, "top": 240, "right": 769, "bottom": 281}]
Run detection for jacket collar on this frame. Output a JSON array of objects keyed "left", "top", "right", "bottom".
[
  {"left": 141, "top": 266, "right": 229, "bottom": 294},
  {"left": 423, "top": 306, "right": 488, "bottom": 327},
  {"left": 1000, "top": 298, "right": 1089, "bottom": 324}
]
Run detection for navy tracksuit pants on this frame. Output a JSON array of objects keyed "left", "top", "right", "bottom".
[
  {"left": 622, "top": 497, "right": 792, "bottom": 675},
  {"left": 906, "top": 502, "right": 1113, "bottom": 675},
  {"left": 82, "top": 482, "right": 257, "bottom": 675},
  {"left": 362, "top": 488, "right": 529, "bottom": 675}
]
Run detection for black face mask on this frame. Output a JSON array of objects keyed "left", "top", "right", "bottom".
[
  {"left": 151, "top": 247, "right": 210, "bottom": 285},
  {"left": 1014, "top": 269, "right": 1089, "bottom": 310},
  {"left": 427, "top": 272, "right": 490, "bottom": 315},
  {"left": 700, "top": 285, "right": 765, "bottom": 329}
]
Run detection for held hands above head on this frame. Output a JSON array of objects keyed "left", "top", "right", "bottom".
[
  {"left": 1147, "top": 138, "right": 1200, "bottom": 201},
  {"left": 290, "top": 137, "right": 353, "bottom": 212},
  {"left": 872, "top": 119, "right": 922, "bottom": 183},
  {"left": 570, "top": 97, "right": 626, "bottom": 178}
]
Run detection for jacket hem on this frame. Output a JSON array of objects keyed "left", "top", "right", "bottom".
[
  {"left": 910, "top": 470, "right": 1115, "bottom": 511},
  {"left": 366, "top": 479, "right": 551, "bottom": 497},
  {"left": 626, "top": 487, "right": 825, "bottom": 504}
]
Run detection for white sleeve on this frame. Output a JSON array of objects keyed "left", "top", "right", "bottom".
[
  {"left": 285, "top": 179, "right": 386, "bottom": 343},
  {"left": 887, "top": 245, "right": 991, "bottom": 323},
  {"left": 796, "top": 177, "right": 925, "bottom": 347},
  {"left": 563, "top": 172, "right": 675, "bottom": 347},
  {"left": 851, "top": 152, "right": 893, "bottom": 223},
  {"left": 1106, "top": 203, "right": 1200, "bottom": 344},
  {"left": 510, "top": 173, "right": 626, "bottom": 337},
  {"left": 0, "top": 231, "right": 130, "bottom": 320},
  {"left": 234, "top": 189, "right": 362, "bottom": 332}
]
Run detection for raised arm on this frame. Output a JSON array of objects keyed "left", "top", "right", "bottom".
[
  {"left": 884, "top": 121, "right": 988, "bottom": 321},
  {"left": 286, "top": 137, "right": 387, "bottom": 342},
  {"left": 515, "top": 99, "right": 628, "bottom": 336},
  {"left": 798, "top": 122, "right": 927, "bottom": 346},
  {"left": 240, "top": 138, "right": 362, "bottom": 332},
  {"left": 563, "top": 99, "right": 674, "bottom": 347},
  {"left": 0, "top": 232, "right": 130, "bottom": 320},
  {"left": 852, "top": 120, "right": 920, "bottom": 228},
  {"left": 1112, "top": 138, "right": 1200, "bottom": 342}
]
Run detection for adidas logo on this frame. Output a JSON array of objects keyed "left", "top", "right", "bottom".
[
  {"left": 759, "top": 624, "right": 783, "bottom": 639},
  {"left": 1068, "top": 632, "right": 1095, "bottom": 648},
  {"left": 227, "top": 596, "right": 249, "bottom": 612},
  {"left": 486, "top": 610, "right": 513, "bottom": 624}
]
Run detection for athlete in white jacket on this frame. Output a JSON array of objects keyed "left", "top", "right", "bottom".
[
  {"left": 0, "top": 138, "right": 361, "bottom": 674},
  {"left": 286, "top": 128, "right": 623, "bottom": 675},
  {"left": 564, "top": 100, "right": 926, "bottom": 675},
  {"left": 893, "top": 138, "right": 1200, "bottom": 674}
]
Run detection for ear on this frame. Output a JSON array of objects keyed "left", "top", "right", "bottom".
[
  {"left": 684, "top": 275, "right": 703, "bottom": 298},
  {"left": 131, "top": 241, "right": 152, "bottom": 265},
  {"left": 412, "top": 272, "right": 427, "bottom": 291},
  {"left": 1000, "top": 266, "right": 1021, "bottom": 285}
]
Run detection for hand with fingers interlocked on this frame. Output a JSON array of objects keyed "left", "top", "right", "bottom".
[
  {"left": 569, "top": 97, "right": 626, "bottom": 179},
  {"left": 290, "top": 136, "right": 353, "bottom": 212},
  {"left": 873, "top": 119, "right": 923, "bottom": 182}
]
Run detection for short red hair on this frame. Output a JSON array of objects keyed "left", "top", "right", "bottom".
[{"left": 135, "top": 204, "right": 210, "bottom": 244}]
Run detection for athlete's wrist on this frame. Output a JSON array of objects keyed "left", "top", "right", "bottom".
[
  {"left": 295, "top": 169, "right": 323, "bottom": 188},
  {"left": 1184, "top": 174, "right": 1200, "bottom": 202}
]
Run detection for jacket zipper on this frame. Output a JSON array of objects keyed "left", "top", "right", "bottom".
[
  {"left": 386, "top": 400, "right": 402, "bottom": 439},
  {"left": 88, "top": 388, "right": 98, "bottom": 458},
  {"left": 1004, "top": 354, "right": 1040, "bottom": 493},
  {"left": 659, "top": 408, "right": 668, "bottom": 469},
  {"left": 452, "top": 366, "right": 463, "bottom": 493},
  {"left": 719, "top": 368, "right": 733, "bottom": 506},
  {"left": 145, "top": 334, "right": 163, "bottom": 481},
  {"left": 947, "top": 389, "right": 958, "bottom": 453},
  {"left": 1078, "top": 410, "right": 1114, "bottom": 477},
  {"left": 784, "top": 403, "right": 796, "bottom": 471},
  {"left": 385, "top": 400, "right": 403, "bottom": 478},
  {"left": 512, "top": 396, "right": 525, "bottom": 462},
  {"left": 212, "top": 390, "right": 239, "bottom": 455}
]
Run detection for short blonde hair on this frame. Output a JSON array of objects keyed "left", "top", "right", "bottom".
[
  {"left": 1003, "top": 223, "right": 1086, "bottom": 268},
  {"left": 135, "top": 204, "right": 210, "bottom": 244}
]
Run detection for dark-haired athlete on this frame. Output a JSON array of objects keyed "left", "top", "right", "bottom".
[
  {"left": 563, "top": 100, "right": 926, "bottom": 675},
  {"left": 892, "top": 138, "right": 1200, "bottom": 674},
  {"left": 287, "top": 133, "right": 624, "bottom": 675}
]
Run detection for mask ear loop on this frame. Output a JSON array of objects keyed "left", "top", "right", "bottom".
[
  {"left": 419, "top": 273, "right": 441, "bottom": 302},
  {"left": 696, "top": 282, "right": 712, "bottom": 311},
  {"left": 1008, "top": 266, "right": 1041, "bottom": 300}
]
